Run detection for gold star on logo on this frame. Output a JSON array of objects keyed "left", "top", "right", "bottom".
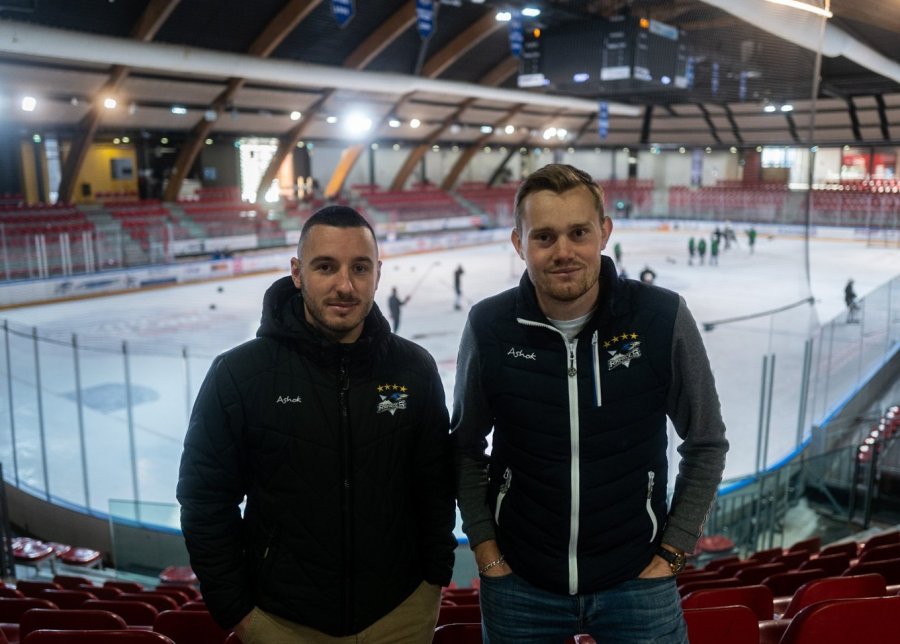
[
  {"left": 630, "top": 333, "right": 638, "bottom": 340},
  {"left": 400, "top": 385, "right": 408, "bottom": 392},
  {"left": 392, "top": 384, "right": 399, "bottom": 390},
  {"left": 377, "top": 385, "right": 385, "bottom": 392},
  {"left": 612, "top": 335, "right": 620, "bottom": 343},
  {"left": 603, "top": 341, "right": 611, "bottom": 348}
]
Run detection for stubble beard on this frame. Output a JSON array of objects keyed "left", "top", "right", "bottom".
[{"left": 301, "top": 285, "right": 369, "bottom": 342}]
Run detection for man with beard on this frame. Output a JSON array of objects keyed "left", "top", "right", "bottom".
[
  {"left": 178, "top": 205, "right": 456, "bottom": 643},
  {"left": 452, "top": 164, "right": 728, "bottom": 643}
]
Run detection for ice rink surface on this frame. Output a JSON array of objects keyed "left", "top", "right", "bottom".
[{"left": 2, "top": 224, "right": 898, "bottom": 509}]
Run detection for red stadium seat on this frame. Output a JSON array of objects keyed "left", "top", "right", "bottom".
[
  {"left": 817, "top": 541, "right": 858, "bottom": 559},
  {"left": 16, "top": 582, "right": 62, "bottom": 599},
  {"left": 781, "top": 573, "right": 886, "bottom": 619},
  {"left": 779, "top": 596, "right": 900, "bottom": 643},
  {"left": 798, "top": 552, "right": 851, "bottom": 576},
  {"left": 51, "top": 576, "right": 93, "bottom": 591},
  {"left": 157, "top": 567, "right": 197, "bottom": 586},
  {"left": 19, "top": 608, "right": 127, "bottom": 640},
  {"left": 0, "top": 597, "right": 59, "bottom": 622},
  {"left": 677, "top": 577, "right": 742, "bottom": 597},
  {"left": 734, "top": 562, "right": 788, "bottom": 585},
  {"left": 153, "top": 609, "right": 229, "bottom": 644},
  {"left": 787, "top": 536, "right": 821, "bottom": 554},
  {"left": 843, "top": 557, "right": 900, "bottom": 584},
  {"left": 761, "top": 569, "right": 826, "bottom": 598},
  {"left": 77, "top": 585, "right": 122, "bottom": 600},
  {"left": 34, "top": 589, "right": 97, "bottom": 609},
  {"left": 436, "top": 604, "right": 481, "bottom": 627},
  {"left": 682, "top": 584, "right": 774, "bottom": 620},
  {"left": 103, "top": 582, "right": 144, "bottom": 594},
  {"left": 23, "top": 631, "right": 175, "bottom": 643},
  {"left": 81, "top": 600, "right": 158, "bottom": 627},
  {"left": 117, "top": 593, "right": 179, "bottom": 613},
  {"left": 682, "top": 605, "right": 758, "bottom": 644},
  {"left": 432, "top": 623, "right": 482, "bottom": 644}
]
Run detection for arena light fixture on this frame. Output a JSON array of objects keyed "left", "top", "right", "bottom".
[
  {"left": 103, "top": 97, "right": 117, "bottom": 109},
  {"left": 410, "top": 118, "right": 421, "bottom": 129},
  {"left": 388, "top": 118, "right": 401, "bottom": 128},
  {"left": 170, "top": 105, "right": 187, "bottom": 115},
  {"left": 21, "top": 96, "right": 36, "bottom": 111},
  {"left": 764, "top": 104, "right": 777, "bottom": 113},
  {"left": 780, "top": 104, "right": 794, "bottom": 112},
  {"left": 345, "top": 113, "right": 372, "bottom": 134},
  {"left": 522, "top": 7, "right": 541, "bottom": 17},
  {"left": 764, "top": 0, "right": 832, "bottom": 19},
  {"left": 290, "top": 110, "right": 301, "bottom": 121},
  {"left": 504, "top": 124, "right": 515, "bottom": 135},
  {"left": 495, "top": 11, "right": 511, "bottom": 22}
]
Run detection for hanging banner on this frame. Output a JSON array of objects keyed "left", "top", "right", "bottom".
[
  {"left": 598, "top": 101, "right": 609, "bottom": 139},
  {"left": 331, "top": 0, "right": 355, "bottom": 28},
  {"left": 711, "top": 61, "right": 720, "bottom": 95},
  {"left": 685, "top": 56, "right": 695, "bottom": 88},
  {"left": 509, "top": 10, "right": 524, "bottom": 57},
  {"left": 416, "top": 0, "right": 435, "bottom": 40}
]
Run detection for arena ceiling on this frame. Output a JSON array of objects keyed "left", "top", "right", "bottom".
[{"left": 0, "top": 0, "right": 897, "bottom": 166}]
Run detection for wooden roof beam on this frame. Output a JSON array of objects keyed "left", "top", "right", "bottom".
[
  {"left": 58, "top": 0, "right": 180, "bottom": 204},
  {"left": 164, "top": 0, "right": 324, "bottom": 202},
  {"left": 421, "top": 12, "right": 504, "bottom": 78}
]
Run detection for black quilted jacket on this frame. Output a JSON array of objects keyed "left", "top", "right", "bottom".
[{"left": 177, "top": 276, "right": 456, "bottom": 635}]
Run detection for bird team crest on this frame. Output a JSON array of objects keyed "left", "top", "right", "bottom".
[
  {"left": 603, "top": 333, "right": 642, "bottom": 370},
  {"left": 376, "top": 383, "right": 409, "bottom": 415}
]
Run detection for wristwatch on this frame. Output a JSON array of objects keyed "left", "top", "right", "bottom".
[{"left": 656, "top": 546, "right": 687, "bottom": 574}]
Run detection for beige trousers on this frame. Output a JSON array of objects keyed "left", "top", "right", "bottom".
[{"left": 236, "top": 581, "right": 441, "bottom": 644}]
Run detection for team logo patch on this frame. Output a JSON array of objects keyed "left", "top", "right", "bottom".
[
  {"left": 376, "top": 383, "right": 409, "bottom": 415},
  {"left": 604, "top": 332, "right": 642, "bottom": 370}
]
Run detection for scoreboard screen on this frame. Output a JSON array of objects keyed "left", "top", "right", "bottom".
[{"left": 520, "top": 15, "right": 690, "bottom": 96}]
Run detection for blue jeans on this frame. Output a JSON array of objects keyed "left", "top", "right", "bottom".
[{"left": 479, "top": 572, "right": 687, "bottom": 644}]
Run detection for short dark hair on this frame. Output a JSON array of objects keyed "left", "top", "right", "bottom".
[
  {"left": 513, "top": 163, "right": 605, "bottom": 232},
  {"left": 298, "top": 205, "right": 377, "bottom": 257}
]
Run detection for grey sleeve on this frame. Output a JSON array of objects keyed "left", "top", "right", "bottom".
[
  {"left": 450, "top": 320, "right": 497, "bottom": 548},
  {"left": 663, "top": 296, "right": 729, "bottom": 553}
]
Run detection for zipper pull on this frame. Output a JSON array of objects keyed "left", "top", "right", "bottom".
[
  {"left": 568, "top": 343, "right": 577, "bottom": 377},
  {"left": 338, "top": 353, "right": 350, "bottom": 391},
  {"left": 500, "top": 467, "right": 512, "bottom": 494},
  {"left": 647, "top": 471, "right": 655, "bottom": 499}
]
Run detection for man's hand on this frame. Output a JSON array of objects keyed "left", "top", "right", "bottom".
[
  {"left": 473, "top": 539, "right": 513, "bottom": 577},
  {"left": 234, "top": 611, "right": 254, "bottom": 638},
  {"left": 638, "top": 554, "right": 676, "bottom": 579}
]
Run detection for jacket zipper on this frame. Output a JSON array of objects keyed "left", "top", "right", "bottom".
[
  {"left": 495, "top": 468, "right": 512, "bottom": 525},
  {"left": 517, "top": 317, "right": 582, "bottom": 595},
  {"left": 591, "top": 331, "right": 602, "bottom": 407},
  {"left": 646, "top": 471, "right": 658, "bottom": 543},
  {"left": 338, "top": 352, "right": 352, "bottom": 630},
  {"left": 565, "top": 339, "right": 580, "bottom": 594}
]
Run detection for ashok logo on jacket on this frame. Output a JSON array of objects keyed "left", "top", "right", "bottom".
[
  {"left": 276, "top": 395, "right": 302, "bottom": 404},
  {"left": 377, "top": 383, "right": 409, "bottom": 415},
  {"left": 603, "top": 332, "right": 642, "bottom": 370}
]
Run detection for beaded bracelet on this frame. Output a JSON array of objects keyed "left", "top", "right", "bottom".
[{"left": 478, "top": 555, "right": 506, "bottom": 575}]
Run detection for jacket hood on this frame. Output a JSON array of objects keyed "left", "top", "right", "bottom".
[{"left": 256, "top": 275, "right": 391, "bottom": 349}]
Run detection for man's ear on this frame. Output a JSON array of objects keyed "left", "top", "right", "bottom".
[
  {"left": 600, "top": 217, "right": 614, "bottom": 251},
  {"left": 511, "top": 228, "right": 524, "bottom": 259},
  {"left": 290, "top": 257, "right": 302, "bottom": 289}
]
